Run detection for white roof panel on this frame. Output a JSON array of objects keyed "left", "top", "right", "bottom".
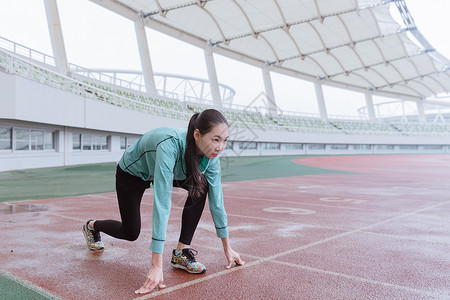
[{"left": 91, "top": 0, "right": 450, "bottom": 100}]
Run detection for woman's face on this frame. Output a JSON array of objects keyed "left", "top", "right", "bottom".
[{"left": 194, "top": 123, "right": 229, "bottom": 159}]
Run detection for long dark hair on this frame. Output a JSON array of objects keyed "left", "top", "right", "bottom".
[{"left": 185, "top": 109, "right": 228, "bottom": 198}]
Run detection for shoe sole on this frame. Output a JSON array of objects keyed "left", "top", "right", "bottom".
[
  {"left": 170, "top": 262, "right": 206, "bottom": 274},
  {"left": 82, "top": 225, "right": 104, "bottom": 251}
]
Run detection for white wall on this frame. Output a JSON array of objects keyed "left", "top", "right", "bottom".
[
  {"left": 0, "top": 71, "right": 16, "bottom": 119},
  {"left": 1, "top": 71, "right": 187, "bottom": 135}
]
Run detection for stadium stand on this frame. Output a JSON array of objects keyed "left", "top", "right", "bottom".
[
  {"left": 2, "top": 44, "right": 450, "bottom": 137},
  {"left": 1, "top": 35, "right": 450, "bottom": 173}
]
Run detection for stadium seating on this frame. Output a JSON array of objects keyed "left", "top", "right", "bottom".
[{"left": 1, "top": 47, "right": 449, "bottom": 137}]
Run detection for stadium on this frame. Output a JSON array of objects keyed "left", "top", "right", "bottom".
[
  {"left": 1, "top": 1, "right": 450, "bottom": 299},
  {"left": 1, "top": 0, "right": 450, "bottom": 172}
]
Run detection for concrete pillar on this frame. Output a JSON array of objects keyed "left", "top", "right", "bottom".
[
  {"left": 43, "top": 0, "right": 68, "bottom": 74},
  {"left": 364, "top": 92, "right": 376, "bottom": 121},
  {"left": 314, "top": 80, "right": 328, "bottom": 122},
  {"left": 204, "top": 46, "right": 222, "bottom": 107},
  {"left": 417, "top": 100, "right": 426, "bottom": 123},
  {"left": 64, "top": 126, "right": 69, "bottom": 166},
  {"left": 262, "top": 66, "right": 277, "bottom": 116},
  {"left": 134, "top": 19, "right": 156, "bottom": 95}
]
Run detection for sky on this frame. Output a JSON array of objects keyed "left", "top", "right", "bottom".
[{"left": 0, "top": 0, "right": 449, "bottom": 118}]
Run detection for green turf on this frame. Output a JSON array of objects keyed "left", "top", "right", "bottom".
[
  {"left": 0, "top": 155, "right": 350, "bottom": 202},
  {"left": 0, "top": 163, "right": 117, "bottom": 202},
  {"left": 220, "top": 155, "right": 348, "bottom": 182},
  {"left": 0, "top": 272, "right": 59, "bottom": 300}
]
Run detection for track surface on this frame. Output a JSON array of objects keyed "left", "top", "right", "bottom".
[{"left": 1, "top": 154, "right": 449, "bottom": 299}]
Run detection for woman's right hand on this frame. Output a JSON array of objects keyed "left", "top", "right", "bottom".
[{"left": 135, "top": 253, "right": 166, "bottom": 294}]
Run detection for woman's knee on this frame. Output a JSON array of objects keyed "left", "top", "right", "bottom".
[{"left": 123, "top": 227, "right": 140, "bottom": 241}]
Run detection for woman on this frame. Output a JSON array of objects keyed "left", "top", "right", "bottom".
[{"left": 82, "top": 109, "right": 244, "bottom": 294}]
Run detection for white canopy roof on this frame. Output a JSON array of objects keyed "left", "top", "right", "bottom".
[{"left": 91, "top": 0, "right": 450, "bottom": 101}]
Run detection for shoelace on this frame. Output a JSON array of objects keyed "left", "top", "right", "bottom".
[
  {"left": 91, "top": 228, "right": 101, "bottom": 242},
  {"left": 182, "top": 248, "right": 198, "bottom": 262}
]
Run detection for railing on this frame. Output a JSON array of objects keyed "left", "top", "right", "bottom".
[
  {"left": 68, "top": 65, "right": 236, "bottom": 105},
  {"left": 0, "top": 35, "right": 235, "bottom": 106},
  {"left": 358, "top": 99, "right": 450, "bottom": 123},
  {"left": 0, "top": 36, "right": 56, "bottom": 67},
  {"left": 0, "top": 49, "right": 191, "bottom": 121}
]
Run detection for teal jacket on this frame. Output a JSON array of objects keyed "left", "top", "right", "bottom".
[{"left": 118, "top": 127, "right": 228, "bottom": 253}]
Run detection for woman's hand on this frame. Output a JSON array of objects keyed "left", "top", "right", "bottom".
[
  {"left": 221, "top": 237, "right": 245, "bottom": 269},
  {"left": 135, "top": 253, "right": 166, "bottom": 294},
  {"left": 225, "top": 248, "right": 245, "bottom": 269}
]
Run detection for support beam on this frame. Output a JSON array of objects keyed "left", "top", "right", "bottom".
[
  {"left": 314, "top": 81, "right": 328, "bottom": 122},
  {"left": 204, "top": 46, "right": 222, "bottom": 107},
  {"left": 416, "top": 100, "right": 426, "bottom": 123},
  {"left": 43, "top": 0, "right": 68, "bottom": 75},
  {"left": 262, "top": 66, "right": 277, "bottom": 116},
  {"left": 134, "top": 19, "right": 156, "bottom": 95},
  {"left": 364, "top": 92, "right": 376, "bottom": 121}
]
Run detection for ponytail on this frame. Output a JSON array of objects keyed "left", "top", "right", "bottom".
[{"left": 184, "top": 109, "right": 228, "bottom": 199}]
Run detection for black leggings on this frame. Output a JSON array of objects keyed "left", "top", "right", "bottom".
[{"left": 94, "top": 165, "right": 207, "bottom": 246}]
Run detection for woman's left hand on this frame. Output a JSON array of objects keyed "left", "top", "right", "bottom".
[{"left": 225, "top": 248, "right": 245, "bottom": 269}]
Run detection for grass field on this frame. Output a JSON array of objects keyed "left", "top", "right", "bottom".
[{"left": 0, "top": 155, "right": 348, "bottom": 202}]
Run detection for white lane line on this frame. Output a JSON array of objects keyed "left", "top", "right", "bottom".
[
  {"left": 270, "top": 260, "right": 447, "bottom": 299},
  {"left": 0, "top": 269, "right": 63, "bottom": 300},
  {"left": 45, "top": 212, "right": 84, "bottom": 222},
  {"left": 136, "top": 199, "right": 450, "bottom": 299},
  {"left": 357, "top": 230, "right": 450, "bottom": 247},
  {"left": 135, "top": 264, "right": 251, "bottom": 299},
  {"left": 200, "top": 246, "right": 447, "bottom": 299},
  {"left": 226, "top": 195, "right": 393, "bottom": 213}
]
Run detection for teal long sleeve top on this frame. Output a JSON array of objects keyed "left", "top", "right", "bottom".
[{"left": 118, "top": 127, "right": 228, "bottom": 253}]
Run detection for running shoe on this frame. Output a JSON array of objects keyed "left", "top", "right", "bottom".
[
  {"left": 82, "top": 220, "right": 104, "bottom": 250},
  {"left": 170, "top": 248, "right": 206, "bottom": 274}
]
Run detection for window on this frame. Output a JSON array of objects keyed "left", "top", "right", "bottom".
[
  {"left": 120, "top": 136, "right": 139, "bottom": 150},
  {"left": 225, "top": 141, "right": 233, "bottom": 150},
  {"left": 93, "top": 135, "right": 108, "bottom": 150},
  {"left": 82, "top": 135, "right": 92, "bottom": 150},
  {"left": 15, "top": 129, "right": 29, "bottom": 151},
  {"left": 13, "top": 128, "right": 55, "bottom": 151},
  {"left": 31, "top": 130, "right": 44, "bottom": 150},
  {"left": 352, "top": 144, "right": 372, "bottom": 150},
  {"left": 308, "top": 144, "right": 326, "bottom": 150},
  {"left": 376, "top": 145, "right": 394, "bottom": 150},
  {"left": 73, "top": 134, "right": 81, "bottom": 150},
  {"left": 285, "top": 143, "right": 303, "bottom": 150},
  {"left": 44, "top": 132, "right": 55, "bottom": 150},
  {"left": 0, "top": 127, "right": 12, "bottom": 150},
  {"left": 399, "top": 145, "right": 418, "bottom": 150},
  {"left": 422, "top": 145, "right": 443, "bottom": 150},
  {"left": 330, "top": 144, "right": 348, "bottom": 150},
  {"left": 74, "top": 133, "right": 109, "bottom": 151},
  {"left": 237, "top": 142, "right": 257, "bottom": 150},
  {"left": 127, "top": 137, "right": 138, "bottom": 147},
  {"left": 262, "top": 143, "right": 280, "bottom": 150}
]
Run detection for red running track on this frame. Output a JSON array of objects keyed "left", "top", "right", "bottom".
[{"left": 1, "top": 154, "right": 450, "bottom": 299}]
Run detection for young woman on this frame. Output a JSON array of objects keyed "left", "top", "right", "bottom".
[{"left": 82, "top": 109, "right": 244, "bottom": 294}]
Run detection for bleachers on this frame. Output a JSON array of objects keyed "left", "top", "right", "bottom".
[
  {"left": 186, "top": 103, "right": 281, "bottom": 131},
  {"left": 392, "top": 122, "right": 450, "bottom": 136},
  {"left": 1, "top": 46, "right": 450, "bottom": 137},
  {"left": 270, "top": 115, "right": 341, "bottom": 134},
  {"left": 329, "top": 120, "right": 402, "bottom": 136}
]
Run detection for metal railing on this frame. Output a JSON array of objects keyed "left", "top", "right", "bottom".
[
  {"left": 0, "top": 35, "right": 235, "bottom": 106},
  {"left": 0, "top": 36, "right": 56, "bottom": 67},
  {"left": 0, "top": 49, "right": 191, "bottom": 121}
]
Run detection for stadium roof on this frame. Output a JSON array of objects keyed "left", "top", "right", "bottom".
[{"left": 90, "top": 0, "right": 450, "bottom": 101}]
